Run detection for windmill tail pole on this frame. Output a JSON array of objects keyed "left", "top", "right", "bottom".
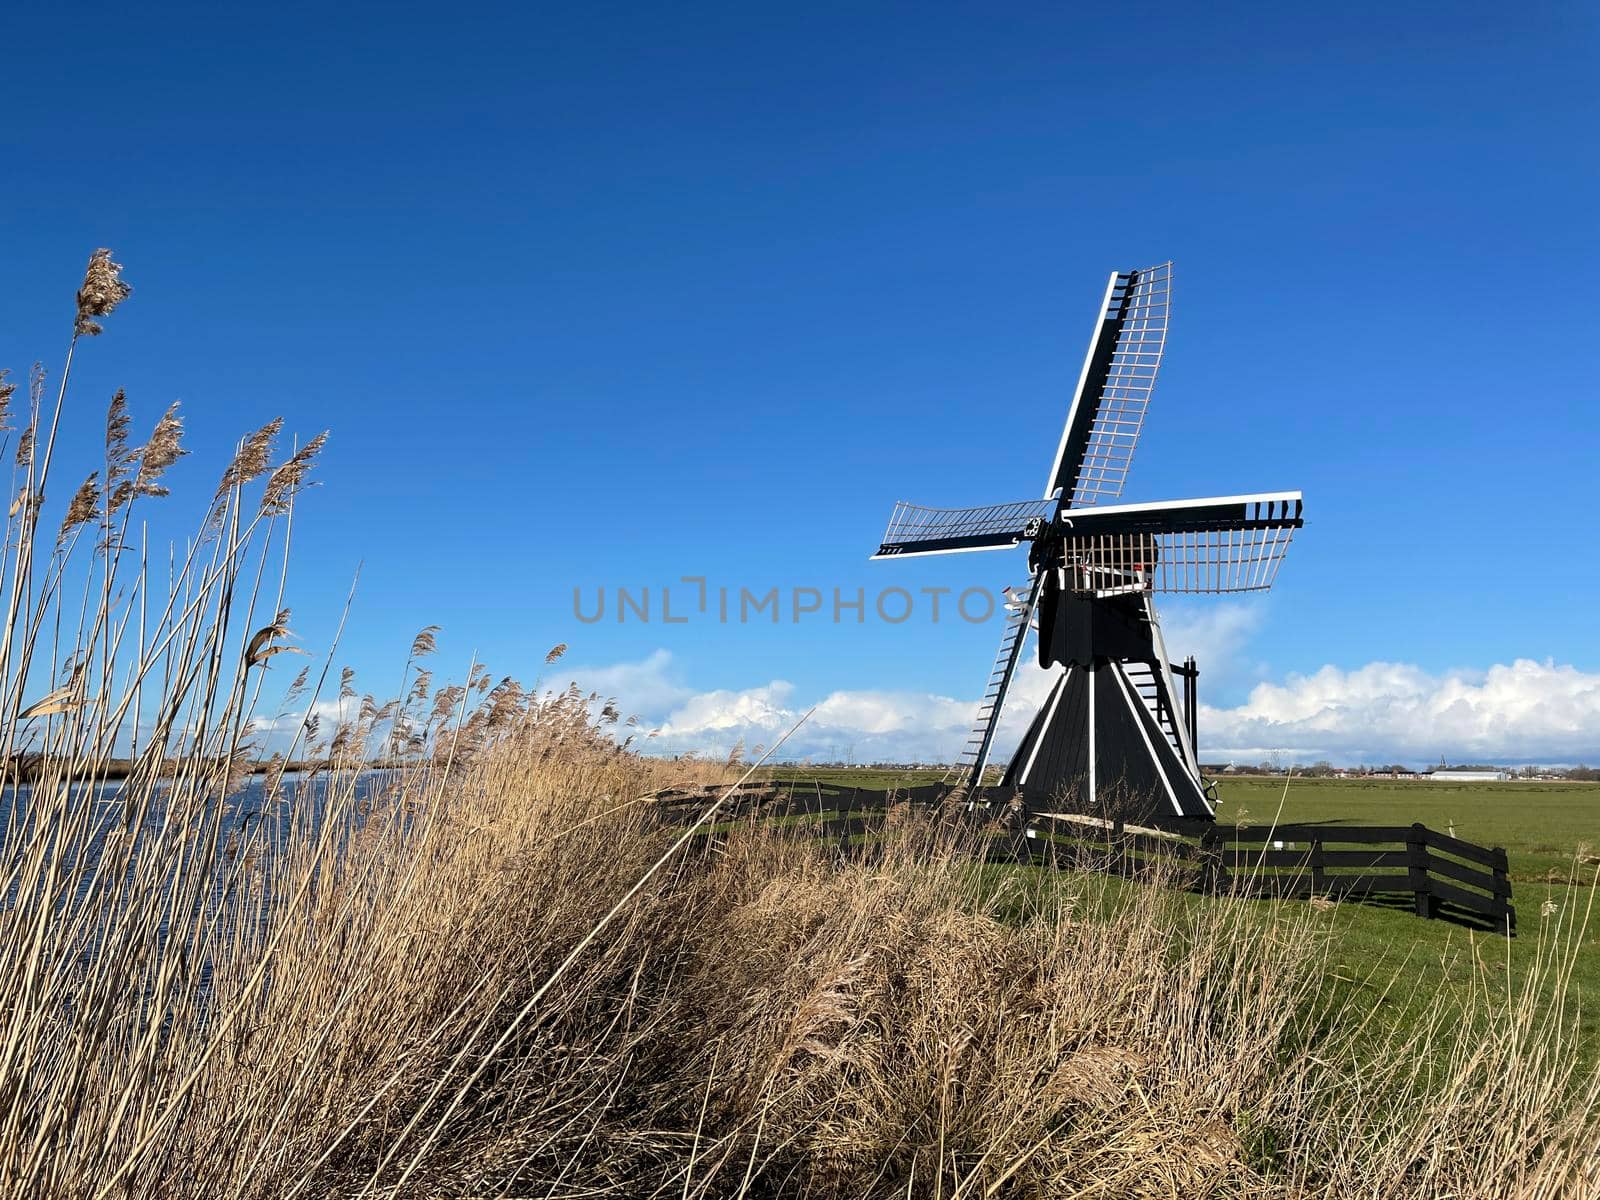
[{"left": 1184, "top": 655, "right": 1198, "bottom": 754}]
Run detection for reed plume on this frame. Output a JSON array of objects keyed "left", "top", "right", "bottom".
[
  {"left": 56, "top": 471, "right": 99, "bottom": 545},
  {"left": 73, "top": 247, "right": 131, "bottom": 336},
  {"left": 133, "top": 401, "right": 187, "bottom": 497},
  {"left": 261, "top": 430, "right": 328, "bottom": 514},
  {"left": 410, "top": 624, "right": 440, "bottom": 658}
]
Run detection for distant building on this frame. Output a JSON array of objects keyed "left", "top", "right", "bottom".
[{"left": 1429, "top": 769, "right": 1510, "bottom": 782}]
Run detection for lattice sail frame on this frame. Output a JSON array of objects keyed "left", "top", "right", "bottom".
[
  {"left": 1059, "top": 494, "right": 1302, "bottom": 594},
  {"left": 874, "top": 497, "right": 1056, "bottom": 557},
  {"left": 1065, "top": 262, "right": 1172, "bottom": 508},
  {"left": 1061, "top": 524, "right": 1297, "bottom": 594}
]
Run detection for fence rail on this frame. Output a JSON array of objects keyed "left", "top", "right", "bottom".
[
  {"left": 642, "top": 786, "right": 1516, "bottom": 935},
  {"left": 1200, "top": 822, "right": 1515, "bottom": 931}
]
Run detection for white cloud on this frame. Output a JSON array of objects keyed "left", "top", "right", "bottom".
[
  {"left": 1201, "top": 659, "right": 1600, "bottom": 765},
  {"left": 659, "top": 681, "right": 798, "bottom": 738},
  {"left": 251, "top": 696, "right": 360, "bottom": 738},
  {"left": 565, "top": 650, "right": 987, "bottom": 760},
  {"left": 1158, "top": 602, "right": 1264, "bottom": 685},
  {"left": 569, "top": 647, "right": 1600, "bottom": 767},
  {"left": 652, "top": 679, "right": 979, "bottom": 761},
  {"left": 562, "top": 649, "right": 691, "bottom": 715},
  {"left": 566, "top": 647, "right": 1057, "bottom": 762}
]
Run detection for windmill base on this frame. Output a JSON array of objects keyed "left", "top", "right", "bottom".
[{"left": 1002, "top": 658, "right": 1213, "bottom": 823}]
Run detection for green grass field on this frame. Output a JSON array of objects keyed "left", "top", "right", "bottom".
[
  {"left": 759, "top": 768, "right": 1600, "bottom": 1051},
  {"left": 1212, "top": 775, "right": 1600, "bottom": 886},
  {"left": 1210, "top": 776, "right": 1600, "bottom": 1050}
]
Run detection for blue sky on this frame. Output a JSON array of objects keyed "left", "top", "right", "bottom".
[{"left": 4, "top": 1, "right": 1597, "bottom": 764}]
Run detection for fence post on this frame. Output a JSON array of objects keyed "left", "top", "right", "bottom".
[
  {"left": 1199, "top": 826, "right": 1225, "bottom": 893},
  {"left": 1309, "top": 837, "right": 1325, "bottom": 899},
  {"left": 1493, "top": 847, "right": 1514, "bottom": 934},
  {"left": 1407, "top": 823, "right": 1436, "bottom": 919}
]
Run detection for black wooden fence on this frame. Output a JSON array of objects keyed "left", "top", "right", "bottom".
[
  {"left": 644, "top": 783, "right": 1516, "bottom": 935},
  {"left": 1199, "top": 822, "right": 1515, "bottom": 931}
]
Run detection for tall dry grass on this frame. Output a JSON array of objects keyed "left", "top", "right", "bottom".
[{"left": 0, "top": 254, "right": 1595, "bottom": 1198}]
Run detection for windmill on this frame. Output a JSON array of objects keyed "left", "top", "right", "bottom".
[{"left": 870, "top": 263, "right": 1303, "bottom": 822}]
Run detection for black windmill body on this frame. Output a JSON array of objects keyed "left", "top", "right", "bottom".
[{"left": 871, "top": 264, "right": 1303, "bottom": 823}]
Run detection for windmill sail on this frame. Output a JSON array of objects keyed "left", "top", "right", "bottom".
[
  {"left": 1058, "top": 491, "right": 1302, "bottom": 594},
  {"left": 1045, "top": 262, "right": 1172, "bottom": 507},
  {"left": 872, "top": 498, "right": 1055, "bottom": 559}
]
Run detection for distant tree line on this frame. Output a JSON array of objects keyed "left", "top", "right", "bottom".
[{"left": 1215, "top": 761, "right": 1600, "bottom": 780}]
